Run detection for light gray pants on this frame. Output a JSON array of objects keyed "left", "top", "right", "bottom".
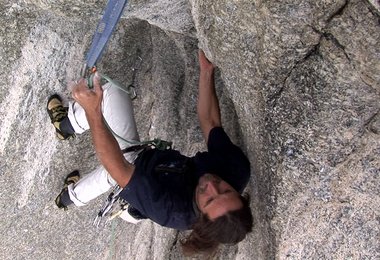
[{"left": 67, "top": 82, "right": 140, "bottom": 206}]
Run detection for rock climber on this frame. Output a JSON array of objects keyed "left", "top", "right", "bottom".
[{"left": 47, "top": 49, "right": 253, "bottom": 255}]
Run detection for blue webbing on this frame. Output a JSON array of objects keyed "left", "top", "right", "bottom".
[{"left": 86, "top": 0, "right": 128, "bottom": 68}]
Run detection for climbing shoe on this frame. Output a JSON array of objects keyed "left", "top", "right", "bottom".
[
  {"left": 47, "top": 94, "right": 74, "bottom": 140},
  {"left": 55, "top": 170, "right": 80, "bottom": 210}
]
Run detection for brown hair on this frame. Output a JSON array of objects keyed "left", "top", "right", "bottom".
[{"left": 181, "top": 194, "right": 253, "bottom": 256}]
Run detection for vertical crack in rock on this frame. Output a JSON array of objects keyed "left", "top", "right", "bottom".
[
  {"left": 270, "top": 24, "right": 355, "bottom": 109},
  {"left": 322, "top": 32, "right": 350, "bottom": 61},
  {"left": 269, "top": 33, "right": 322, "bottom": 108},
  {"left": 364, "top": 110, "right": 380, "bottom": 133},
  {"left": 269, "top": 34, "right": 323, "bottom": 107},
  {"left": 268, "top": 0, "right": 351, "bottom": 108},
  {"left": 325, "top": 0, "right": 349, "bottom": 24},
  {"left": 168, "top": 231, "right": 179, "bottom": 254},
  {"left": 367, "top": 2, "right": 380, "bottom": 17}
]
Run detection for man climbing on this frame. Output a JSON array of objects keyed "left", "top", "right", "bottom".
[{"left": 47, "top": 50, "right": 253, "bottom": 255}]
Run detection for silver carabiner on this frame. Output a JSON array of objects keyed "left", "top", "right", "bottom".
[{"left": 127, "top": 84, "right": 137, "bottom": 100}]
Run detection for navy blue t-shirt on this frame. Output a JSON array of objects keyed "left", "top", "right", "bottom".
[{"left": 119, "top": 127, "right": 250, "bottom": 230}]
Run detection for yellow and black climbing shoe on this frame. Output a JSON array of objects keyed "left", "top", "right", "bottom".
[
  {"left": 47, "top": 94, "right": 74, "bottom": 140},
  {"left": 55, "top": 170, "right": 80, "bottom": 210}
]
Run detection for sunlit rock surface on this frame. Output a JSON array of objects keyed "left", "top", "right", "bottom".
[{"left": 0, "top": 0, "right": 379, "bottom": 259}]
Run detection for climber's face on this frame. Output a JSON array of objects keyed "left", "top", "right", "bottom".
[{"left": 195, "top": 173, "right": 242, "bottom": 220}]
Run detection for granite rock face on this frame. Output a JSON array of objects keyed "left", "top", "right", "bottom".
[{"left": 0, "top": 0, "right": 379, "bottom": 259}]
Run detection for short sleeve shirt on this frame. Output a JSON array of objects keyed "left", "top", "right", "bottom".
[
  {"left": 119, "top": 127, "right": 251, "bottom": 230},
  {"left": 192, "top": 127, "right": 251, "bottom": 193}
]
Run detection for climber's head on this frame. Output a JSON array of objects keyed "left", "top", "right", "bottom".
[{"left": 181, "top": 173, "right": 253, "bottom": 256}]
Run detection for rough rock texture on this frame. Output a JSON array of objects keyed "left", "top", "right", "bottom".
[{"left": 0, "top": 0, "right": 379, "bottom": 259}]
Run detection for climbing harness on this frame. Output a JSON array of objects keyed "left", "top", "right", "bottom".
[
  {"left": 93, "top": 182, "right": 148, "bottom": 228},
  {"left": 92, "top": 138, "right": 171, "bottom": 228},
  {"left": 93, "top": 185, "right": 126, "bottom": 228}
]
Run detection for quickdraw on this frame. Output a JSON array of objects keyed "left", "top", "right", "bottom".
[{"left": 93, "top": 185, "right": 127, "bottom": 228}]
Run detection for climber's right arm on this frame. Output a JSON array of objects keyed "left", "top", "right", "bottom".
[{"left": 71, "top": 73, "right": 134, "bottom": 188}]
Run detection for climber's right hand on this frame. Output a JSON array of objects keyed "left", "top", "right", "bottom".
[{"left": 72, "top": 72, "right": 103, "bottom": 115}]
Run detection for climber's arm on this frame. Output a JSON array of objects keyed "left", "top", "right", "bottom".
[
  {"left": 71, "top": 74, "right": 134, "bottom": 188},
  {"left": 197, "top": 50, "right": 222, "bottom": 144}
]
